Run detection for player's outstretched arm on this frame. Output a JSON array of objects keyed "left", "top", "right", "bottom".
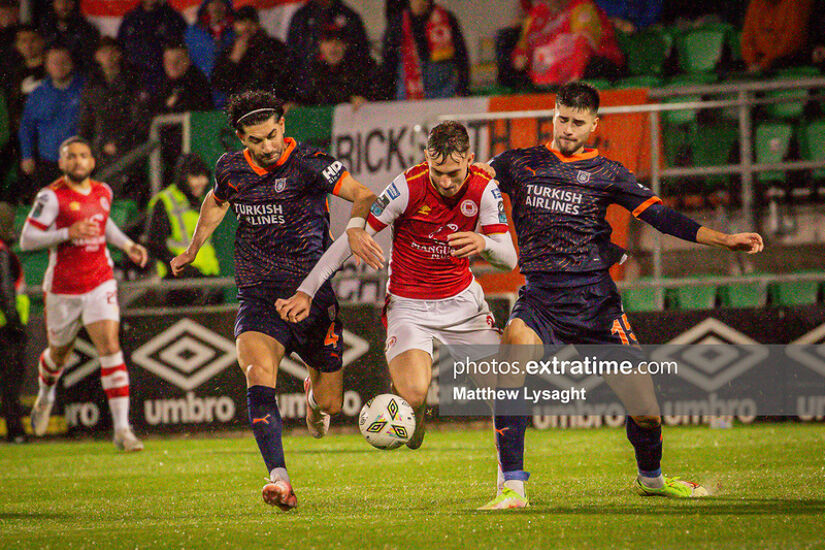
[
  {"left": 170, "top": 190, "right": 229, "bottom": 277},
  {"left": 104, "top": 218, "right": 148, "bottom": 268},
  {"left": 696, "top": 227, "right": 764, "bottom": 254},
  {"left": 332, "top": 174, "right": 384, "bottom": 270},
  {"left": 276, "top": 223, "right": 383, "bottom": 323}
]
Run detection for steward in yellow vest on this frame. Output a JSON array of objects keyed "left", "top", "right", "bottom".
[
  {"left": 0, "top": 202, "right": 29, "bottom": 443},
  {"left": 146, "top": 155, "right": 222, "bottom": 305}
]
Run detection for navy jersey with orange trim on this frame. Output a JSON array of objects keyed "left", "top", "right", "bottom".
[
  {"left": 490, "top": 145, "right": 659, "bottom": 282},
  {"left": 213, "top": 137, "right": 349, "bottom": 288}
]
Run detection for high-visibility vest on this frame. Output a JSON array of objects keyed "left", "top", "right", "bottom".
[
  {"left": 149, "top": 185, "right": 220, "bottom": 278},
  {"left": 0, "top": 241, "right": 29, "bottom": 327}
]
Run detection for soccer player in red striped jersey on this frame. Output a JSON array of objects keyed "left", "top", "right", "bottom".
[
  {"left": 482, "top": 82, "right": 764, "bottom": 507},
  {"left": 20, "top": 137, "right": 149, "bottom": 451},
  {"left": 277, "top": 121, "right": 517, "bottom": 450}
]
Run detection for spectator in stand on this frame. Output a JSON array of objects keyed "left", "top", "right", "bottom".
[
  {"left": 184, "top": 0, "right": 234, "bottom": 82},
  {"left": 148, "top": 42, "right": 212, "bottom": 186},
  {"left": 37, "top": 0, "right": 99, "bottom": 72},
  {"left": 18, "top": 44, "right": 84, "bottom": 198},
  {"left": 512, "top": 0, "right": 625, "bottom": 87},
  {"left": 287, "top": 0, "right": 372, "bottom": 85},
  {"left": 382, "top": 0, "right": 470, "bottom": 100},
  {"left": 0, "top": 0, "right": 19, "bottom": 79},
  {"left": 595, "top": 0, "right": 663, "bottom": 34},
  {"left": 211, "top": 6, "right": 296, "bottom": 103},
  {"left": 742, "top": 0, "right": 814, "bottom": 74},
  {"left": 298, "top": 25, "right": 382, "bottom": 108},
  {"left": 146, "top": 153, "right": 222, "bottom": 306},
  {"left": 117, "top": 0, "right": 187, "bottom": 94},
  {"left": 78, "top": 37, "right": 149, "bottom": 201},
  {"left": 6, "top": 25, "right": 45, "bottom": 131}
]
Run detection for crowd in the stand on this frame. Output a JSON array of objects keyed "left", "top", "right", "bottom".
[{"left": 0, "top": 0, "right": 823, "bottom": 208}]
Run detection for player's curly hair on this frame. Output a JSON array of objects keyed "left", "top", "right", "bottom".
[
  {"left": 225, "top": 90, "right": 285, "bottom": 132},
  {"left": 427, "top": 121, "right": 470, "bottom": 161},
  {"left": 556, "top": 82, "right": 600, "bottom": 113}
]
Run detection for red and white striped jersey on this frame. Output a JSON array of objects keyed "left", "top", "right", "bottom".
[
  {"left": 26, "top": 178, "right": 115, "bottom": 294},
  {"left": 367, "top": 162, "right": 509, "bottom": 300}
]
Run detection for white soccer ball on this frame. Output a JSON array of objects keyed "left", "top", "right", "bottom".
[{"left": 358, "top": 393, "right": 416, "bottom": 450}]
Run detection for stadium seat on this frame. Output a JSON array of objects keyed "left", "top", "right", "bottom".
[
  {"left": 582, "top": 79, "right": 611, "bottom": 90},
  {"left": 661, "top": 94, "right": 701, "bottom": 126},
  {"left": 620, "top": 281, "right": 663, "bottom": 312},
  {"left": 675, "top": 28, "right": 727, "bottom": 75},
  {"left": 762, "top": 87, "right": 809, "bottom": 120},
  {"left": 754, "top": 122, "right": 793, "bottom": 184},
  {"left": 614, "top": 76, "right": 663, "bottom": 89},
  {"left": 666, "top": 281, "right": 717, "bottom": 310},
  {"left": 718, "top": 279, "right": 767, "bottom": 308},
  {"left": 689, "top": 124, "right": 739, "bottom": 188},
  {"left": 110, "top": 199, "right": 139, "bottom": 228},
  {"left": 727, "top": 30, "right": 742, "bottom": 62},
  {"left": 621, "top": 29, "right": 670, "bottom": 76},
  {"left": 769, "top": 279, "right": 819, "bottom": 306},
  {"left": 799, "top": 119, "right": 825, "bottom": 181},
  {"left": 19, "top": 250, "right": 49, "bottom": 287}
]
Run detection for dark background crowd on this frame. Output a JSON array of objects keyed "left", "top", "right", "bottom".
[{"left": 0, "top": 0, "right": 823, "bottom": 209}]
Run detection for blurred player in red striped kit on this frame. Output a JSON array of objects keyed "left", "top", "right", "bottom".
[{"left": 20, "top": 136, "right": 148, "bottom": 450}]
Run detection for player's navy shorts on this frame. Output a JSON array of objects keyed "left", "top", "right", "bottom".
[
  {"left": 235, "top": 281, "right": 344, "bottom": 372},
  {"left": 510, "top": 273, "right": 639, "bottom": 347}
]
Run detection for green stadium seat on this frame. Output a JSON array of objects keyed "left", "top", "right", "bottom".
[
  {"left": 763, "top": 87, "right": 809, "bottom": 120},
  {"left": 582, "top": 79, "right": 611, "bottom": 90},
  {"left": 775, "top": 66, "right": 821, "bottom": 78},
  {"left": 799, "top": 119, "right": 825, "bottom": 181},
  {"left": 690, "top": 124, "right": 739, "bottom": 188},
  {"left": 754, "top": 122, "right": 793, "bottom": 184},
  {"left": 661, "top": 94, "right": 701, "bottom": 126},
  {"left": 614, "top": 76, "right": 663, "bottom": 89},
  {"left": 675, "top": 28, "right": 727, "bottom": 74},
  {"left": 470, "top": 84, "right": 514, "bottom": 97},
  {"left": 18, "top": 250, "right": 49, "bottom": 288},
  {"left": 728, "top": 30, "right": 742, "bottom": 61},
  {"left": 110, "top": 199, "right": 139, "bottom": 228},
  {"left": 666, "top": 282, "right": 717, "bottom": 310},
  {"left": 621, "top": 29, "right": 670, "bottom": 76},
  {"left": 769, "top": 280, "right": 819, "bottom": 306},
  {"left": 621, "top": 281, "right": 663, "bottom": 312},
  {"left": 718, "top": 280, "right": 767, "bottom": 308}
]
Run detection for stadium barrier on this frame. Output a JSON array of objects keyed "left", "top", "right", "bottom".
[{"left": 16, "top": 301, "right": 825, "bottom": 436}]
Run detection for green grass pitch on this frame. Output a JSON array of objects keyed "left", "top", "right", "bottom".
[{"left": 1, "top": 423, "right": 823, "bottom": 549}]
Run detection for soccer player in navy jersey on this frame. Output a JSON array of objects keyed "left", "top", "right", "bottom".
[
  {"left": 482, "top": 82, "right": 764, "bottom": 508},
  {"left": 170, "top": 90, "right": 383, "bottom": 510}
]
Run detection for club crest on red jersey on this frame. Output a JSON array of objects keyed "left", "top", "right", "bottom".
[{"left": 460, "top": 200, "right": 478, "bottom": 217}]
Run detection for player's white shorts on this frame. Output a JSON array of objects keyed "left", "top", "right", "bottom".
[
  {"left": 45, "top": 279, "right": 120, "bottom": 347},
  {"left": 384, "top": 280, "right": 501, "bottom": 362}
]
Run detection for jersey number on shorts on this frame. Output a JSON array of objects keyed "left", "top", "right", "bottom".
[
  {"left": 324, "top": 322, "right": 339, "bottom": 346},
  {"left": 610, "top": 313, "right": 638, "bottom": 346}
]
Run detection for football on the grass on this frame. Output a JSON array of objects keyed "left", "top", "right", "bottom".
[{"left": 358, "top": 394, "right": 416, "bottom": 450}]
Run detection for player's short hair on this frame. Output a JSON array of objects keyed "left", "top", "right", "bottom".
[
  {"left": 427, "top": 121, "right": 470, "bottom": 161},
  {"left": 95, "top": 35, "right": 122, "bottom": 53},
  {"left": 58, "top": 136, "right": 91, "bottom": 155},
  {"left": 226, "top": 90, "right": 285, "bottom": 132},
  {"left": 556, "top": 82, "right": 600, "bottom": 114},
  {"left": 173, "top": 153, "right": 210, "bottom": 188}
]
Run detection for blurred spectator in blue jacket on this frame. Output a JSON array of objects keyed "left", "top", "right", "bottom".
[
  {"left": 184, "top": 0, "right": 234, "bottom": 81},
  {"left": 595, "top": 0, "right": 662, "bottom": 34},
  {"left": 18, "top": 44, "right": 83, "bottom": 198},
  {"left": 118, "top": 0, "right": 187, "bottom": 93}
]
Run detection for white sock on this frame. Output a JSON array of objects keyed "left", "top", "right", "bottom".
[
  {"left": 270, "top": 467, "right": 290, "bottom": 484},
  {"left": 307, "top": 388, "right": 319, "bottom": 410},
  {"left": 37, "top": 383, "right": 56, "bottom": 403},
  {"left": 108, "top": 396, "right": 130, "bottom": 431},
  {"left": 639, "top": 473, "right": 665, "bottom": 489},
  {"left": 503, "top": 479, "right": 526, "bottom": 498}
]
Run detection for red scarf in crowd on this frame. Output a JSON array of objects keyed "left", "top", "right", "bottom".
[{"left": 400, "top": 3, "right": 455, "bottom": 100}]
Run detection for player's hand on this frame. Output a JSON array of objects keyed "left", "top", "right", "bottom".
[
  {"left": 170, "top": 249, "right": 196, "bottom": 277},
  {"left": 275, "top": 292, "right": 312, "bottom": 323},
  {"left": 725, "top": 232, "right": 764, "bottom": 254},
  {"left": 347, "top": 227, "right": 384, "bottom": 270},
  {"left": 472, "top": 162, "right": 496, "bottom": 178},
  {"left": 68, "top": 219, "right": 101, "bottom": 240},
  {"left": 448, "top": 231, "right": 486, "bottom": 258},
  {"left": 126, "top": 242, "right": 148, "bottom": 268}
]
